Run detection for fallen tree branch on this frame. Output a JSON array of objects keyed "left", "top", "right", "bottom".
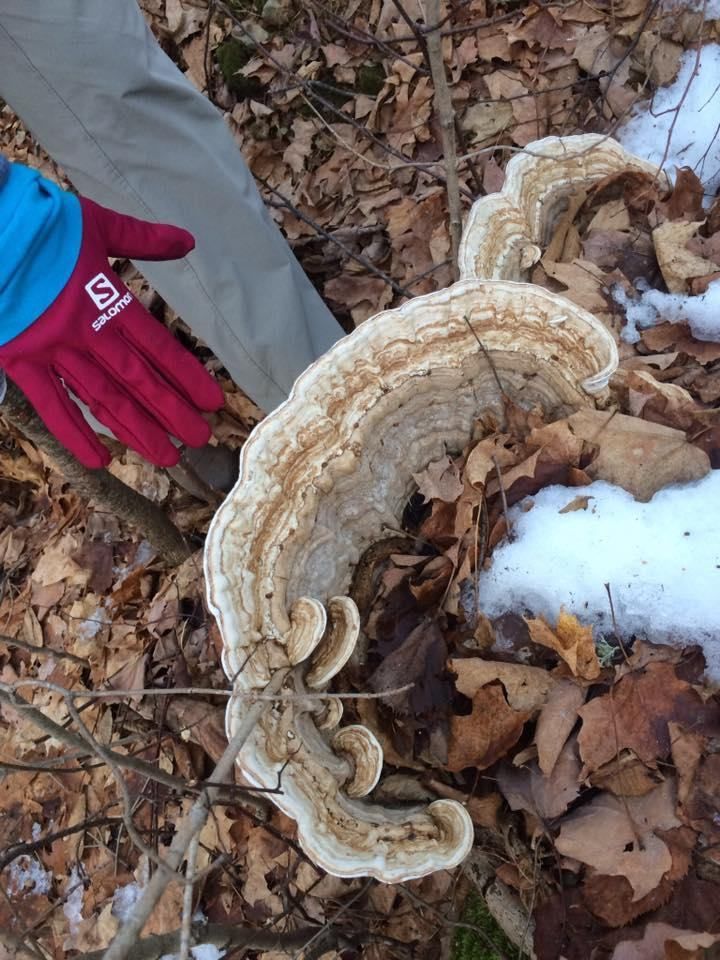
[
  {"left": 81, "top": 923, "right": 328, "bottom": 960},
  {"left": 101, "top": 667, "right": 290, "bottom": 960},
  {"left": 1, "top": 380, "right": 190, "bottom": 566}
]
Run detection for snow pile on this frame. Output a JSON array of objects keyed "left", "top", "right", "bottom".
[
  {"left": 159, "top": 946, "right": 225, "bottom": 960},
  {"left": 663, "top": 0, "right": 720, "bottom": 18},
  {"left": 619, "top": 44, "right": 720, "bottom": 196},
  {"left": 612, "top": 279, "right": 720, "bottom": 342},
  {"left": 63, "top": 866, "right": 85, "bottom": 936},
  {"left": 477, "top": 473, "right": 720, "bottom": 679},
  {"left": 111, "top": 882, "right": 143, "bottom": 922},
  {"left": 7, "top": 855, "right": 52, "bottom": 896}
]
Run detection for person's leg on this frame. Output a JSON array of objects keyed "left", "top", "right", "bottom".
[{"left": 0, "top": 1, "right": 344, "bottom": 412}]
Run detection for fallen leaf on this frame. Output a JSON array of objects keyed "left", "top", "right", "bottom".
[
  {"left": 449, "top": 656, "right": 556, "bottom": 712},
  {"left": 567, "top": 409, "right": 710, "bottom": 501},
  {"left": 589, "top": 751, "right": 665, "bottom": 797},
  {"left": 611, "top": 923, "right": 719, "bottom": 960},
  {"left": 582, "top": 825, "right": 696, "bottom": 928},
  {"left": 665, "top": 167, "right": 706, "bottom": 222},
  {"left": 368, "top": 616, "right": 451, "bottom": 717},
  {"left": 577, "top": 661, "right": 720, "bottom": 774},
  {"left": 653, "top": 220, "right": 718, "bottom": 293},
  {"left": 464, "top": 434, "right": 516, "bottom": 489},
  {"left": 535, "top": 678, "right": 586, "bottom": 774},
  {"left": 555, "top": 781, "right": 681, "bottom": 900},
  {"left": 413, "top": 455, "right": 465, "bottom": 503},
  {"left": 446, "top": 682, "right": 529, "bottom": 772},
  {"left": 559, "top": 494, "right": 593, "bottom": 514},
  {"left": 525, "top": 610, "right": 601, "bottom": 680},
  {"left": 498, "top": 735, "right": 581, "bottom": 820}
]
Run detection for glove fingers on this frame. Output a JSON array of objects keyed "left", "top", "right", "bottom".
[
  {"left": 115, "top": 309, "right": 224, "bottom": 411},
  {"left": 55, "top": 352, "right": 183, "bottom": 467},
  {"left": 9, "top": 366, "right": 112, "bottom": 469},
  {"left": 94, "top": 326, "right": 217, "bottom": 448}
]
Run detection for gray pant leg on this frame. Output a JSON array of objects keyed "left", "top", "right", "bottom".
[{"left": 0, "top": 1, "right": 343, "bottom": 412}]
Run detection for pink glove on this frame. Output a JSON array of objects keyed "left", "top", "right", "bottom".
[{"left": 0, "top": 197, "right": 224, "bottom": 469}]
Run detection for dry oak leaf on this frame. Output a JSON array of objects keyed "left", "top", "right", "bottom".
[
  {"left": 555, "top": 780, "right": 681, "bottom": 901},
  {"left": 449, "top": 656, "right": 556, "bottom": 713},
  {"left": 446, "top": 682, "right": 529, "bottom": 772},
  {"left": 535, "top": 678, "right": 587, "bottom": 775},
  {"left": 611, "top": 923, "right": 720, "bottom": 960},
  {"left": 525, "top": 610, "right": 601, "bottom": 680},
  {"left": 413, "top": 454, "right": 464, "bottom": 503},
  {"left": 652, "top": 220, "right": 718, "bottom": 293},
  {"left": 567, "top": 409, "right": 710, "bottom": 501},
  {"left": 577, "top": 661, "right": 720, "bottom": 775}
]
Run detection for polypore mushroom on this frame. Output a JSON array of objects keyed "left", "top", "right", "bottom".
[
  {"left": 458, "top": 133, "right": 667, "bottom": 282},
  {"left": 205, "top": 278, "right": 618, "bottom": 881}
]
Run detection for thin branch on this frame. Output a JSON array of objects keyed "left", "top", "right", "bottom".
[
  {"left": 81, "top": 923, "right": 328, "bottom": 960},
  {"left": 0, "top": 633, "right": 91, "bottom": 668},
  {"left": 100, "top": 667, "right": 290, "bottom": 960},
  {"left": 424, "top": 0, "right": 463, "bottom": 278}
]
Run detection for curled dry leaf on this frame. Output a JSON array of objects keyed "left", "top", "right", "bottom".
[
  {"left": 652, "top": 220, "right": 719, "bottom": 294},
  {"left": 535, "top": 678, "right": 586, "bottom": 775},
  {"left": 525, "top": 610, "right": 601, "bottom": 680},
  {"left": 498, "top": 735, "right": 582, "bottom": 821}
]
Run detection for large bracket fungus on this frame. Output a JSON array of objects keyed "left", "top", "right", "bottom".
[
  {"left": 204, "top": 278, "right": 618, "bottom": 882},
  {"left": 458, "top": 134, "right": 666, "bottom": 283}
]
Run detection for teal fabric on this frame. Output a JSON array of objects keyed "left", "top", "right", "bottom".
[{"left": 0, "top": 161, "right": 82, "bottom": 345}]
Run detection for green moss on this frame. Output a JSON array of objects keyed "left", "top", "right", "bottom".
[
  {"left": 357, "top": 63, "right": 386, "bottom": 96},
  {"left": 214, "top": 39, "right": 263, "bottom": 99},
  {"left": 452, "top": 890, "right": 519, "bottom": 960}
]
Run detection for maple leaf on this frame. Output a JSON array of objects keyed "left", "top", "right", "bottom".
[
  {"left": 525, "top": 610, "right": 601, "bottom": 680},
  {"left": 446, "top": 682, "right": 529, "bottom": 772},
  {"left": 577, "top": 661, "right": 720, "bottom": 775}
]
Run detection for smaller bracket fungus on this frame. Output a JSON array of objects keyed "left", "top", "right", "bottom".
[
  {"left": 205, "top": 278, "right": 618, "bottom": 882},
  {"left": 458, "top": 134, "right": 667, "bottom": 283}
]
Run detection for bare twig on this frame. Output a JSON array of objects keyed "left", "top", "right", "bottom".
[
  {"left": 100, "top": 667, "right": 290, "bottom": 960},
  {"left": 493, "top": 456, "right": 513, "bottom": 541},
  {"left": 178, "top": 832, "right": 200, "bottom": 960},
  {"left": 424, "top": 0, "right": 464, "bottom": 277},
  {"left": 603, "top": 582, "right": 630, "bottom": 662},
  {"left": 0, "top": 632, "right": 90, "bottom": 668}
]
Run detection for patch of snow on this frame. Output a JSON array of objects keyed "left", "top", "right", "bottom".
[
  {"left": 159, "top": 946, "right": 225, "bottom": 960},
  {"left": 663, "top": 0, "right": 720, "bottom": 19},
  {"left": 74, "top": 605, "right": 110, "bottom": 642},
  {"left": 613, "top": 279, "right": 720, "bottom": 342},
  {"left": 31, "top": 822, "right": 42, "bottom": 842},
  {"left": 7, "top": 855, "right": 52, "bottom": 896},
  {"left": 476, "top": 473, "right": 720, "bottom": 680},
  {"left": 111, "top": 882, "right": 143, "bottom": 922},
  {"left": 63, "top": 866, "right": 85, "bottom": 935},
  {"left": 618, "top": 44, "right": 720, "bottom": 198}
]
